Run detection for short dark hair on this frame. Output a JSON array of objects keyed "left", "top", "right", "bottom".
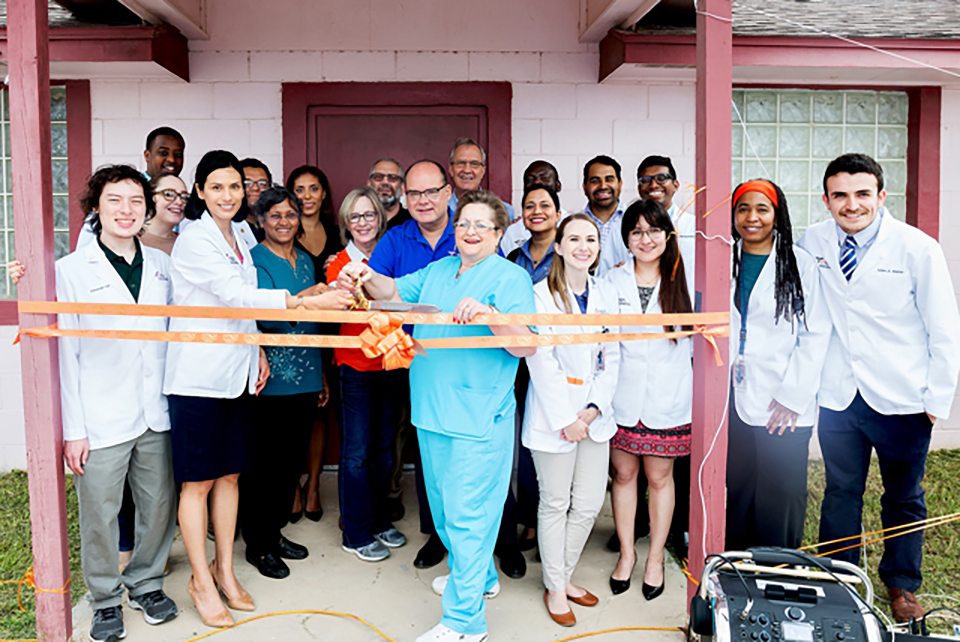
[
  {"left": 453, "top": 190, "right": 510, "bottom": 232},
  {"left": 404, "top": 159, "right": 449, "bottom": 189},
  {"left": 240, "top": 157, "right": 273, "bottom": 184},
  {"left": 144, "top": 126, "right": 184, "bottom": 151},
  {"left": 254, "top": 185, "right": 305, "bottom": 239},
  {"left": 285, "top": 165, "right": 336, "bottom": 223},
  {"left": 522, "top": 183, "right": 561, "bottom": 213},
  {"left": 184, "top": 150, "right": 249, "bottom": 222},
  {"left": 583, "top": 155, "right": 622, "bottom": 183},
  {"left": 637, "top": 155, "right": 677, "bottom": 181},
  {"left": 81, "top": 164, "right": 156, "bottom": 235},
  {"left": 823, "top": 153, "right": 884, "bottom": 194}
]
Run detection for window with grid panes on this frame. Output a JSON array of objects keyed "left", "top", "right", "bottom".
[
  {"left": 731, "top": 89, "right": 909, "bottom": 234},
  {"left": 1, "top": 86, "right": 71, "bottom": 299}
]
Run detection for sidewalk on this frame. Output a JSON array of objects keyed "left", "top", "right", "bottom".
[{"left": 72, "top": 473, "right": 689, "bottom": 642}]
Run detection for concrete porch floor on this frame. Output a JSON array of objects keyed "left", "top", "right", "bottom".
[{"left": 72, "top": 473, "right": 690, "bottom": 642}]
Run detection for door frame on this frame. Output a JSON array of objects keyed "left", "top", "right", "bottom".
[{"left": 281, "top": 82, "right": 513, "bottom": 199}]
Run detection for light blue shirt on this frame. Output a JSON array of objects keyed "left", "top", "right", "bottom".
[
  {"left": 835, "top": 207, "right": 884, "bottom": 264},
  {"left": 584, "top": 201, "right": 630, "bottom": 276},
  {"left": 396, "top": 255, "right": 535, "bottom": 441}
]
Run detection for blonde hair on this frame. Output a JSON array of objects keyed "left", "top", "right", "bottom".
[
  {"left": 546, "top": 214, "right": 601, "bottom": 313},
  {"left": 338, "top": 186, "right": 388, "bottom": 246}
]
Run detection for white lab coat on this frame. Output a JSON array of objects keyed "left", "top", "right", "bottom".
[
  {"left": 604, "top": 261, "right": 693, "bottom": 429},
  {"left": 670, "top": 202, "right": 696, "bottom": 303},
  {"left": 798, "top": 214, "right": 960, "bottom": 419},
  {"left": 729, "top": 242, "right": 832, "bottom": 426},
  {"left": 163, "top": 212, "right": 287, "bottom": 398},
  {"left": 57, "top": 241, "right": 172, "bottom": 449},
  {"left": 523, "top": 276, "right": 621, "bottom": 453},
  {"left": 176, "top": 216, "right": 259, "bottom": 252}
]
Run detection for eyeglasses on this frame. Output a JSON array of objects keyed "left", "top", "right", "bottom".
[
  {"left": 244, "top": 179, "right": 270, "bottom": 189},
  {"left": 267, "top": 213, "right": 300, "bottom": 224},
  {"left": 638, "top": 173, "right": 674, "bottom": 187},
  {"left": 452, "top": 160, "right": 485, "bottom": 170},
  {"left": 453, "top": 220, "right": 497, "bottom": 233},
  {"left": 370, "top": 172, "right": 402, "bottom": 184},
  {"left": 629, "top": 227, "right": 666, "bottom": 240},
  {"left": 406, "top": 186, "right": 446, "bottom": 202},
  {"left": 158, "top": 189, "right": 189, "bottom": 203},
  {"left": 349, "top": 211, "right": 378, "bottom": 224}
]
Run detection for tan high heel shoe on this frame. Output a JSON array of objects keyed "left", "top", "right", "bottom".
[
  {"left": 188, "top": 576, "right": 234, "bottom": 629},
  {"left": 209, "top": 560, "right": 255, "bottom": 611}
]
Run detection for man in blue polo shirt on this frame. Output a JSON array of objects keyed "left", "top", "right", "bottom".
[{"left": 369, "top": 159, "right": 458, "bottom": 571}]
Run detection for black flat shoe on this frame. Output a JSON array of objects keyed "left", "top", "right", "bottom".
[
  {"left": 304, "top": 495, "right": 323, "bottom": 522},
  {"left": 414, "top": 534, "right": 447, "bottom": 569},
  {"left": 278, "top": 536, "right": 308, "bottom": 560},
  {"left": 610, "top": 556, "right": 636, "bottom": 596},
  {"left": 245, "top": 550, "right": 290, "bottom": 579},
  {"left": 498, "top": 548, "right": 527, "bottom": 579},
  {"left": 641, "top": 561, "right": 665, "bottom": 601}
]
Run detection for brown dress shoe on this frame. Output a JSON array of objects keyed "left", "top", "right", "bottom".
[
  {"left": 888, "top": 588, "right": 924, "bottom": 623},
  {"left": 568, "top": 589, "right": 599, "bottom": 607},
  {"left": 544, "top": 590, "right": 576, "bottom": 627}
]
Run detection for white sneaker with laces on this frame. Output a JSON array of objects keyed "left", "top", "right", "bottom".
[
  {"left": 414, "top": 623, "right": 488, "bottom": 642},
  {"left": 430, "top": 574, "right": 500, "bottom": 599}
]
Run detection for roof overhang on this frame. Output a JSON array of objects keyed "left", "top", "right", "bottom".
[
  {"left": 600, "top": 30, "right": 960, "bottom": 85},
  {"left": 0, "top": 23, "right": 189, "bottom": 80}
]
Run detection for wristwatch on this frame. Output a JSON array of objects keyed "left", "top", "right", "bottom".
[{"left": 297, "top": 295, "right": 304, "bottom": 309}]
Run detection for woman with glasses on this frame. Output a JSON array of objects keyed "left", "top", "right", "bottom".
[
  {"left": 285, "top": 164, "right": 344, "bottom": 525},
  {"left": 327, "top": 187, "right": 407, "bottom": 563},
  {"left": 338, "top": 190, "right": 535, "bottom": 642},
  {"left": 726, "top": 180, "right": 830, "bottom": 551},
  {"left": 139, "top": 172, "right": 188, "bottom": 255},
  {"left": 604, "top": 199, "right": 693, "bottom": 601}
]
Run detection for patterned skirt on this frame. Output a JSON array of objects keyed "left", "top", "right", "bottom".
[{"left": 610, "top": 418, "right": 691, "bottom": 458}]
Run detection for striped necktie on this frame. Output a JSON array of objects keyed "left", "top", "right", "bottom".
[{"left": 840, "top": 235, "right": 858, "bottom": 281}]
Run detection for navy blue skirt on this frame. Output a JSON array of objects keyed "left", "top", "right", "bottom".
[{"left": 168, "top": 392, "right": 255, "bottom": 483}]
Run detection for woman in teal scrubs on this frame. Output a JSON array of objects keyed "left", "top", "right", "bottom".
[{"left": 339, "top": 189, "right": 536, "bottom": 642}]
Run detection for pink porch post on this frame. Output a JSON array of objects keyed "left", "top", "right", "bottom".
[
  {"left": 8, "top": 0, "right": 73, "bottom": 640},
  {"left": 690, "top": 0, "right": 733, "bottom": 596}
]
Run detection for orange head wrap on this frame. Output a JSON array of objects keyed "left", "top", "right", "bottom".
[{"left": 733, "top": 179, "right": 779, "bottom": 209}]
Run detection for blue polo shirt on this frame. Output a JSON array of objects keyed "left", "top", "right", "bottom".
[
  {"left": 368, "top": 217, "right": 459, "bottom": 278},
  {"left": 511, "top": 238, "right": 555, "bottom": 286}
]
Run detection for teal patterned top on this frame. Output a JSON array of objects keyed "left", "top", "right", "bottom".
[{"left": 250, "top": 243, "right": 324, "bottom": 396}]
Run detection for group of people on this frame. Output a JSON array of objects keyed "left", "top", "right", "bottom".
[{"left": 8, "top": 124, "right": 959, "bottom": 642}]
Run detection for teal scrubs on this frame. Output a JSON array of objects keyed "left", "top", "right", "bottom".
[{"left": 396, "top": 254, "right": 534, "bottom": 635}]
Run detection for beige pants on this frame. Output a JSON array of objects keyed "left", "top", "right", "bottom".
[{"left": 532, "top": 438, "right": 610, "bottom": 592}]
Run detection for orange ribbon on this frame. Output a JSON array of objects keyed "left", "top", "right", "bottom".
[
  {"left": 695, "top": 324, "right": 726, "bottom": 367},
  {"left": 358, "top": 312, "right": 420, "bottom": 370},
  {"left": 0, "top": 567, "right": 71, "bottom": 613}
]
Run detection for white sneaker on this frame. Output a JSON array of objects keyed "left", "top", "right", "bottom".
[
  {"left": 430, "top": 574, "right": 500, "bottom": 599},
  {"left": 415, "top": 623, "right": 488, "bottom": 642}
]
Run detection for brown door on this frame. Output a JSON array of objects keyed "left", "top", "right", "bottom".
[{"left": 282, "top": 82, "right": 512, "bottom": 465}]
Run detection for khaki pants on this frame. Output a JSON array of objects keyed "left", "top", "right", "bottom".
[
  {"left": 74, "top": 429, "right": 176, "bottom": 610},
  {"left": 532, "top": 438, "right": 609, "bottom": 592}
]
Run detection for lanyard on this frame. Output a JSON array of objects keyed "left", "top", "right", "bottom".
[{"left": 738, "top": 262, "right": 749, "bottom": 358}]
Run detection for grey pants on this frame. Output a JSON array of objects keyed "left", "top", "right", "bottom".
[
  {"left": 74, "top": 429, "right": 177, "bottom": 610},
  {"left": 532, "top": 438, "right": 610, "bottom": 592}
]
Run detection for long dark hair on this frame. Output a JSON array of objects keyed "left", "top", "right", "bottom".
[
  {"left": 731, "top": 180, "right": 806, "bottom": 327},
  {"left": 621, "top": 199, "right": 692, "bottom": 334},
  {"left": 285, "top": 165, "right": 336, "bottom": 224},
  {"left": 184, "top": 150, "right": 249, "bottom": 222},
  {"left": 546, "top": 214, "right": 601, "bottom": 313}
]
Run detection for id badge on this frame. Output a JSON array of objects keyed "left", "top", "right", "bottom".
[
  {"left": 733, "top": 355, "right": 746, "bottom": 391},
  {"left": 596, "top": 346, "right": 606, "bottom": 374}
]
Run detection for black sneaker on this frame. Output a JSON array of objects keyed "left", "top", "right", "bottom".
[
  {"left": 128, "top": 590, "right": 178, "bottom": 625},
  {"left": 89, "top": 605, "right": 126, "bottom": 642}
]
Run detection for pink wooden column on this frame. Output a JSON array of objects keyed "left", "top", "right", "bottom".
[
  {"left": 8, "top": 0, "right": 73, "bottom": 640},
  {"left": 690, "top": 0, "right": 733, "bottom": 596}
]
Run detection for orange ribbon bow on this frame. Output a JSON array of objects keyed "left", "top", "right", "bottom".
[
  {"left": 358, "top": 312, "right": 420, "bottom": 370},
  {"left": 695, "top": 324, "right": 726, "bottom": 367}
]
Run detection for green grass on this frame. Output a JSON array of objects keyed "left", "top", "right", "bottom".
[
  {"left": 2, "top": 452, "right": 959, "bottom": 639},
  {"left": 803, "top": 449, "right": 960, "bottom": 634},
  {"left": 0, "top": 471, "right": 84, "bottom": 641}
]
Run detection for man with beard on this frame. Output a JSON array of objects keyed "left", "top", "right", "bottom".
[
  {"left": 582, "top": 155, "right": 629, "bottom": 275},
  {"left": 368, "top": 158, "right": 412, "bottom": 230}
]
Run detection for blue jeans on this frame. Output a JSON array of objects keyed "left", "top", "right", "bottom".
[
  {"left": 338, "top": 365, "right": 400, "bottom": 549},
  {"left": 817, "top": 392, "right": 933, "bottom": 592}
]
